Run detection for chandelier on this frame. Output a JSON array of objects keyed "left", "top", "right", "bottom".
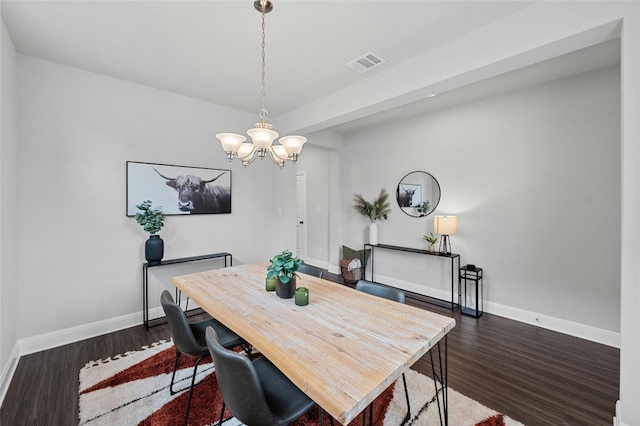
[{"left": 216, "top": 0, "right": 307, "bottom": 168}]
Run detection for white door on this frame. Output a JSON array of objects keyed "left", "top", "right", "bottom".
[{"left": 296, "top": 172, "right": 307, "bottom": 260}]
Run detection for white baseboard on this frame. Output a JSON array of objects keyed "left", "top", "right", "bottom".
[
  {"left": 486, "top": 300, "right": 620, "bottom": 348},
  {"left": 18, "top": 311, "right": 143, "bottom": 356},
  {"left": 304, "top": 257, "right": 329, "bottom": 271},
  {"left": 328, "top": 264, "right": 340, "bottom": 275},
  {"left": 373, "top": 272, "right": 620, "bottom": 348},
  {"left": 17, "top": 301, "right": 191, "bottom": 357},
  {"left": 614, "top": 400, "right": 632, "bottom": 426},
  {"left": 0, "top": 342, "right": 20, "bottom": 408},
  {"left": 304, "top": 257, "right": 343, "bottom": 276}
]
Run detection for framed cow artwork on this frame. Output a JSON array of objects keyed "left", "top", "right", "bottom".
[{"left": 126, "top": 161, "right": 231, "bottom": 216}]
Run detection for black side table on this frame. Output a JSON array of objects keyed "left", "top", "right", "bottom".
[
  {"left": 142, "top": 252, "right": 232, "bottom": 329},
  {"left": 460, "top": 265, "right": 483, "bottom": 318}
]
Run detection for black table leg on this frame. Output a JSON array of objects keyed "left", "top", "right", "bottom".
[{"left": 429, "top": 336, "right": 448, "bottom": 426}]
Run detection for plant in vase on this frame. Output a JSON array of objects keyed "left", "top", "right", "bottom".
[
  {"left": 135, "top": 200, "right": 165, "bottom": 265},
  {"left": 423, "top": 232, "right": 439, "bottom": 253},
  {"left": 267, "top": 250, "right": 302, "bottom": 299},
  {"left": 353, "top": 189, "right": 391, "bottom": 245},
  {"left": 416, "top": 200, "right": 431, "bottom": 216}
]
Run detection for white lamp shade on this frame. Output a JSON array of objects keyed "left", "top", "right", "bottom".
[
  {"left": 272, "top": 144, "right": 288, "bottom": 159},
  {"left": 434, "top": 215, "right": 458, "bottom": 235},
  {"left": 279, "top": 135, "right": 307, "bottom": 155},
  {"left": 216, "top": 133, "right": 246, "bottom": 152},
  {"left": 237, "top": 142, "right": 255, "bottom": 159},
  {"left": 247, "top": 128, "right": 279, "bottom": 149}
]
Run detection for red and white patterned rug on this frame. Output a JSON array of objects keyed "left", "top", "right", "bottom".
[{"left": 79, "top": 341, "right": 524, "bottom": 426}]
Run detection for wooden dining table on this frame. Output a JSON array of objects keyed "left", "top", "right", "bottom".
[{"left": 172, "top": 262, "right": 456, "bottom": 425}]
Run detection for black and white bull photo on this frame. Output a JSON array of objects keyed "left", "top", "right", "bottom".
[
  {"left": 154, "top": 168, "right": 231, "bottom": 214},
  {"left": 398, "top": 187, "right": 415, "bottom": 207}
]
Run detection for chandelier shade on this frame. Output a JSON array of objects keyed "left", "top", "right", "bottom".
[
  {"left": 217, "top": 133, "right": 247, "bottom": 158},
  {"left": 247, "top": 128, "right": 279, "bottom": 148},
  {"left": 216, "top": 0, "right": 307, "bottom": 168}
]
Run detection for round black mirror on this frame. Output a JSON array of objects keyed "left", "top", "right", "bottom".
[{"left": 396, "top": 171, "right": 441, "bottom": 217}]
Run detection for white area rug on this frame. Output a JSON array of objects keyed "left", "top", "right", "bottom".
[{"left": 79, "top": 340, "right": 525, "bottom": 426}]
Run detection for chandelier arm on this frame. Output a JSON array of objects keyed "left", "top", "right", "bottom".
[
  {"left": 269, "top": 151, "right": 285, "bottom": 168},
  {"left": 238, "top": 144, "right": 258, "bottom": 166},
  {"left": 268, "top": 146, "right": 287, "bottom": 165}
]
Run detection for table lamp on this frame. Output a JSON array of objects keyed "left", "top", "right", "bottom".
[{"left": 434, "top": 215, "right": 457, "bottom": 255}]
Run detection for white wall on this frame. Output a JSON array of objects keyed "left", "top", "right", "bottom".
[
  {"left": 0, "top": 16, "right": 19, "bottom": 401},
  {"left": 14, "top": 55, "right": 295, "bottom": 340},
  {"left": 343, "top": 66, "right": 621, "bottom": 338}
]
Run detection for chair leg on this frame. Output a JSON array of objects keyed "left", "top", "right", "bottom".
[
  {"left": 169, "top": 350, "right": 182, "bottom": 395},
  {"left": 316, "top": 406, "right": 334, "bottom": 426},
  {"left": 241, "top": 343, "right": 253, "bottom": 359},
  {"left": 183, "top": 355, "right": 205, "bottom": 426},
  {"left": 218, "top": 401, "right": 226, "bottom": 425}
]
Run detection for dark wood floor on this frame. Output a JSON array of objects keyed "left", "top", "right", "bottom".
[{"left": 1, "top": 271, "right": 619, "bottom": 426}]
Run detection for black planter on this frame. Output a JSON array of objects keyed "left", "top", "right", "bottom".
[
  {"left": 145, "top": 234, "right": 164, "bottom": 266},
  {"left": 276, "top": 276, "right": 296, "bottom": 299}
]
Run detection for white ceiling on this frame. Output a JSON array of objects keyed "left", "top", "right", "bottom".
[{"left": 1, "top": 1, "right": 620, "bottom": 134}]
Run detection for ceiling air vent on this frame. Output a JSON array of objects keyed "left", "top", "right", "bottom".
[{"left": 346, "top": 51, "right": 386, "bottom": 73}]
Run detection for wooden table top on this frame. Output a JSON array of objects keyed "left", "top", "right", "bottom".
[{"left": 172, "top": 262, "right": 456, "bottom": 425}]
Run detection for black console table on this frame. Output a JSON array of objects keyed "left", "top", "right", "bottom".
[
  {"left": 364, "top": 243, "right": 461, "bottom": 311},
  {"left": 142, "top": 252, "right": 232, "bottom": 329}
]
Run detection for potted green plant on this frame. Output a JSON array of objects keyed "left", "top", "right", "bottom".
[
  {"left": 353, "top": 189, "right": 391, "bottom": 245},
  {"left": 135, "top": 200, "right": 165, "bottom": 265},
  {"left": 267, "top": 250, "right": 302, "bottom": 298},
  {"left": 423, "top": 232, "right": 439, "bottom": 252},
  {"left": 416, "top": 200, "right": 431, "bottom": 216}
]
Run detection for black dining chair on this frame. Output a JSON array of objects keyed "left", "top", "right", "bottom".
[
  {"left": 205, "top": 326, "right": 318, "bottom": 426},
  {"left": 160, "top": 290, "right": 249, "bottom": 426},
  {"left": 355, "top": 280, "right": 410, "bottom": 425},
  {"left": 298, "top": 263, "right": 323, "bottom": 278}
]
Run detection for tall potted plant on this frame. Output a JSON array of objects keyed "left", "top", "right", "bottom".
[
  {"left": 135, "top": 200, "right": 165, "bottom": 265},
  {"left": 267, "top": 250, "right": 302, "bottom": 298},
  {"left": 352, "top": 189, "right": 391, "bottom": 245}
]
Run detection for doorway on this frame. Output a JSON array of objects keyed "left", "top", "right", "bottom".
[{"left": 296, "top": 171, "right": 307, "bottom": 260}]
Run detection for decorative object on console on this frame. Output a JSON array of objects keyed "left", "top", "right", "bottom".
[
  {"left": 135, "top": 200, "right": 165, "bottom": 266},
  {"left": 216, "top": 0, "right": 306, "bottom": 168},
  {"left": 423, "top": 232, "right": 439, "bottom": 252},
  {"left": 397, "top": 171, "right": 441, "bottom": 218},
  {"left": 353, "top": 189, "right": 391, "bottom": 245},
  {"left": 434, "top": 215, "right": 457, "bottom": 255},
  {"left": 267, "top": 249, "right": 302, "bottom": 298}
]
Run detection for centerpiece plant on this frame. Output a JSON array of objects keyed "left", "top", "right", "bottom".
[{"left": 267, "top": 250, "right": 302, "bottom": 299}]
